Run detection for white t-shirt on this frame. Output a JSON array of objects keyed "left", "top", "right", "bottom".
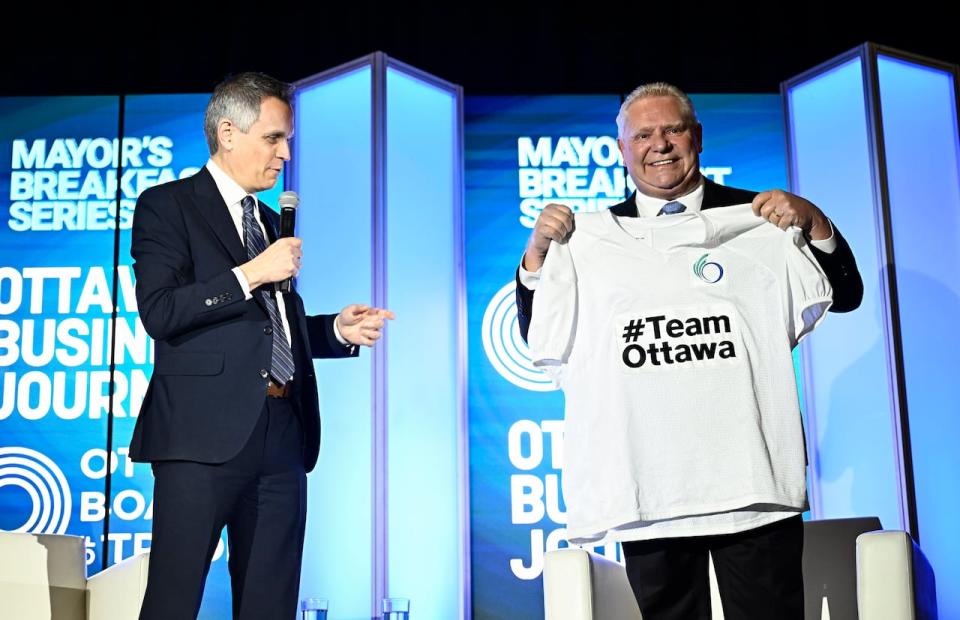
[{"left": 528, "top": 204, "right": 832, "bottom": 545}]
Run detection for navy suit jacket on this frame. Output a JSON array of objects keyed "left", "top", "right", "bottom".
[
  {"left": 129, "top": 167, "right": 355, "bottom": 473},
  {"left": 515, "top": 179, "right": 864, "bottom": 341}
]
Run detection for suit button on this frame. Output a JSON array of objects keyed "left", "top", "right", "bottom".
[
  {"left": 204, "top": 299, "right": 212, "bottom": 306},
  {"left": 264, "top": 326, "right": 273, "bottom": 335},
  {"left": 259, "top": 369, "right": 269, "bottom": 379}
]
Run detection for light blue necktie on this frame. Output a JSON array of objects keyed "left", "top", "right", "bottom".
[
  {"left": 657, "top": 200, "right": 686, "bottom": 216},
  {"left": 241, "top": 195, "right": 295, "bottom": 385}
]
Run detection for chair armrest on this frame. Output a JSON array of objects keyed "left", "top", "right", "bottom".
[
  {"left": 857, "top": 531, "right": 937, "bottom": 620},
  {"left": 543, "top": 548, "right": 642, "bottom": 620},
  {"left": 0, "top": 531, "right": 86, "bottom": 619},
  {"left": 86, "top": 552, "right": 150, "bottom": 620}
]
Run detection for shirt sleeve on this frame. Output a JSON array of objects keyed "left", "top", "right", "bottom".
[
  {"left": 528, "top": 238, "right": 578, "bottom": 387},
  {"left": 781, "top": 230, "right": 834, "bottom": 347},
  {"left": 518, "top": 257, "right": 542, "bottom": 290},
  {"left": 808, "top": 218, "right": 837, "bottom": 254},
  {"left": 231, "top": 266, "right": 254, "bottom": 300}
]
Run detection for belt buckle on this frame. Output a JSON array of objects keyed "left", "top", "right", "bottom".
[{"left": 266, "top": 380, "right": 289, "bottom": 398}]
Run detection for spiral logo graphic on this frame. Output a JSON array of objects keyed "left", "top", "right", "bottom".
[
  {"left": 693, "top": 253, "right": 724, "bottom": 284},
  {"left": 0, "top": 447, "right": 72, "bottom": 534},
  {"left": 481, "top": 281, "right": 557, "bottom": 392}
]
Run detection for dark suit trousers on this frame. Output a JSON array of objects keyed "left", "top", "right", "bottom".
[
  {"left": 621, "top": 515, "right": 804, "bottom": 620},
  {"left": 139, "top": 397, "right": 307, "bottom": 620}
]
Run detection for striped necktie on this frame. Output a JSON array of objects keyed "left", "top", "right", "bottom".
[
  {"left": 657, "top": 200, "right": 686, "bottom": 216},
  {"left": 241, "top": 195, "right": 295, "bottom": 385}
]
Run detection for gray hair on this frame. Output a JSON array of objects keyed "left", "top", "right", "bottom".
[
  {"left": 204, "top": 72, "right": 294, "bottom": 155},
  {"left": 615, "top": 82, "right": 698, "bottom": 137}
]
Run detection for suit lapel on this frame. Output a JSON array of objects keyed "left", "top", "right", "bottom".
[
  {"left": 258, "top": 201, "right": 279, "bottom": 243},
  {"left": 610, "top": 192, "right": 638, "bottom": 217},
  {"left": 190, "top": 167, "right": 248, "bottom": 267},
  {"left": 701, "top": 178, "right": 722, "bottom": 210},
  {"left": 701, "top": 177, "right": 758, "bottom": 209},
  {"left": 188, "top": 168, "right": 272, "bottom": 314}
]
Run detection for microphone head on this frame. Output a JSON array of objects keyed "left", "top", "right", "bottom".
[{"left": 278, "top": 191, "right": 300, "bottom": 210}]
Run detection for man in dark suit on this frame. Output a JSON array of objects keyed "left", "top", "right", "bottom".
[
  {"left": 130, "top": 72, "right": 393, "bottom": 620},
  {"left": 516, "top": 83, "right": 862, "bottom": 619}
]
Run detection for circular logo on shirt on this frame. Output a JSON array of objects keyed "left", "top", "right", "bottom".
[
  {"left": 0, "top": 447, "right": 72, "bottom": 534},
  {"left": 481, "top": 282, "right": 557, "bottom": 392},
  {"left": 693, "top": 253, "right": 724, "bottom": 284}
]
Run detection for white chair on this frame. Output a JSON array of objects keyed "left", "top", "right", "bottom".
[
  {"left": 543, "top": 547, "right": 642, "bottom": 620},
  {"left": 541, "top": 547, "right": 722, "bottom": 620},
  {"left": 857, "top": 529, "right": 938, "bottom": 620},
  {"left": 543, "top": 518, "right": 938, "bottom": 620},
  {"left": 0, "top": 531, "right": 149, "bottom": 620}
]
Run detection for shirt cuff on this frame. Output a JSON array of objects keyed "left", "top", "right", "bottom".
[
  {"left": 808, "top": 219, "right": 837, "bottom": 254},
  {"left": 231, "top": 267, "right": 254, "bottom": 300},
  {"left": 332, "top": 314, "right": 350, "bottom": 346},
  {"left": 518, "top": 257, "right": 542, "bottom": 290}
]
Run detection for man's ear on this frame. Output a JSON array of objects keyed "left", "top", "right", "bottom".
[{"left": 217, "top": 119, "right": 234, "bottom": 152}]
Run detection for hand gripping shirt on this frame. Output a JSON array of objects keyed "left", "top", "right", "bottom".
[{"left": 528, "top": 205, "right": 833, "bottom": 544}]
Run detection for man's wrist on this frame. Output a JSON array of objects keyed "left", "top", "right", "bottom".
[
  {"left": 333, "top": 313, "right": 350, "bottom": 346},
  {"left": 239, "top": 262, "right": 263, "bottom": 290}
]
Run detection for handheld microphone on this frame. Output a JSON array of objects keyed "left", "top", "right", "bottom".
[{"left": 278, "top": 191, "right": 299, "bottom": 293}]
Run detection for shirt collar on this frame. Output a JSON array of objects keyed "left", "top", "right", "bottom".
[
  {"left": 206, "top": 158, "right": 254, "bottom": 208},
  {"left": 634, "top": 177, "right": 705, "bottom": 217}
]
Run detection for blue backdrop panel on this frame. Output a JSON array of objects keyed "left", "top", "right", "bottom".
[
  {"left": 785, "top": 58, "right": 907, "bottom": 532},
  {"left": 385, "top": 66, "right": 461, "bottom": 619},
  {"left": 293, "top": 66, "right": 376, "bottom": 620},
  {"left": 877, "top": 54, "right": 960, "bottom": 617},
  {"left": 1, "top": 95, "right": 121, "bottom": 570}
]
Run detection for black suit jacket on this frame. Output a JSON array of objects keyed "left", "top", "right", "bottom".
[
  {"left": 129, "top": 167, "right": 355, "bottom": 473},
  {"left": 515, "top": 179, "right": 863, "bottom": 341}
]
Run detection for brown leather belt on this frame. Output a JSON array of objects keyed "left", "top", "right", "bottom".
[{"left": 266, "top": 380, "right": 291, "bottom": 398}]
